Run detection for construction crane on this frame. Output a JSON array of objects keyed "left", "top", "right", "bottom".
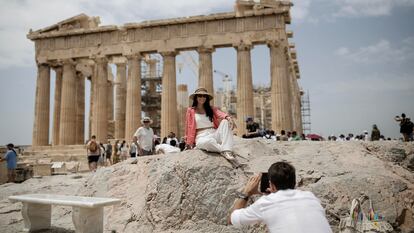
[
  {"left": 177, "top": 51, "right": 198, "bottom": 77},
  {"left": 213, "top": 69, "right": 233, "bottom": 112}
]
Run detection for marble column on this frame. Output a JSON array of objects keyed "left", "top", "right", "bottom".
[
  {"left": 125, "top": 54, "right": 142, "bottom": 141},
  {"left": 235, "top": 43, "right": 254, "bottom": 136},
  {"left": 88, "top": 77, "right": 94, "bottom": 139},
  {"left": 160, "top": 51, "right": 178, "bottom": 139},
  {"left": 32, "top": 63, "right": 50, "bottom": 146},
  {"left": 268, "top": 41, "right": 293, "bottom": 133},
  {"left": 75, "top": 72, "right": 85, "bottom": 144},
  {"left": 59, "top": 59, "right": 77, "bottom": 145},
  {"left": 292, "top": 76, "right": 303, "bottom": 134},
  {"left": 198, "top": 47, "right": 214, "bottom": 98},
  {"left": 115, "top": 62, "right": 127, "bottom": 139},
  {"left": 91, "top": 57, "right": 108, "bottom": 143},
  {"left": 51, "top": 67, "right": 62, "bottom": 146},
  {"left": 107, "top": 68, "right": 114, "bottom": 139},
  {"left": 285, "top": 54, "right": 294, "bottom": 131},
  {"left": 177, "top": 84, "right": 189, "bottom": 138},
  {"left": 148, "top": 59, "right": 157, "bottom": 93}
]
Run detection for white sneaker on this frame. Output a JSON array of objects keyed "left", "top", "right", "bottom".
[{"left": 221, "top": 151, "right": 235, "bottom": 161}]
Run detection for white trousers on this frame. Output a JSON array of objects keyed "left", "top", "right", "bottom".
[{"left": 195, "top": 119, "right": 233, "bottom": 152}]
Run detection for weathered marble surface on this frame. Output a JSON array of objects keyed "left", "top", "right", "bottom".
[{"left": 9, "top": 194, "right": 120, "bottom": 208}]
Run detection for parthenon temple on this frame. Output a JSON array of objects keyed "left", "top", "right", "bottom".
[{"left": 28, "top": 0, "right": 302, "bottom": 146}]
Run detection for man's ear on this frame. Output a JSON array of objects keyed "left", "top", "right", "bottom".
[{"left": 269, "top": 182, "right": 277, "bottom": 193}]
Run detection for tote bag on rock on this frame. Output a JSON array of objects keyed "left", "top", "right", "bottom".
[{"left": 339, "top": 195, "right": 393, "bottom": 233}]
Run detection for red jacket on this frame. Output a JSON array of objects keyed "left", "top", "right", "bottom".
[{"left": 185, "top": 107, "right": 228, "bottom": 146}]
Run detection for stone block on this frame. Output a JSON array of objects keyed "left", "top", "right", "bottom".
[
  {"left": 66, "top": 161, "right": 80, "bottom": 173},
  {"left": 51, "top": 162, "right": 67, "bottom": 174},
  {"left": 33, "top": 164, "right": 52, "bottom": 177},
  {"left": 0, "top": 161, "right": 7, "bottom": 184}
]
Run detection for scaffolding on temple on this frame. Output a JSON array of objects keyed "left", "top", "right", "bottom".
[
  {"left": 140, "top": 54, "right": 163, "bottom": 135},
  {"left": 301, "top": 91, "right": 311, "bottom": 135}
]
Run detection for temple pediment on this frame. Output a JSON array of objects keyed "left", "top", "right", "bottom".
[{"left": 29, "top": 14, "right": 100, "bottom": 35}]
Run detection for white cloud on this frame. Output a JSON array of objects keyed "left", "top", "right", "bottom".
[
  {"left": 291, "top": 0, "right": 311, "bottom": 20},
  {"left": 335, "top": 37, "right": 414, "bottom": 63},
  {"left": 0, "top": 0, "right": 232, "bottom": 69},
  {"left": 333, "top": 0, "right": 414, "bottom": 17}
]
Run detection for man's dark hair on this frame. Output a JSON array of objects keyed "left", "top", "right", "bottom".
[
  {"left": 402, "top": 113, "right": 406, "bottom": 118},
  {"left": 91, "top": 135, "right": 96, "bottom": 139},
  {"left": 281, "top": 130, "right": 286, "bottom": 135},
  {"left": 170, "top": 140, "right": 177, "bottom": 147},
  {"left": 268, "top": 162, "right": 296, "bottom": 190}
]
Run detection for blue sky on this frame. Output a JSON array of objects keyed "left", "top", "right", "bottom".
[{"left": 0, "top": 0, "right": 413, "bottom": 145}]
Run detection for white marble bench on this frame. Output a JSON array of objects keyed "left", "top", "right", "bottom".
[{"left": 9, "top": 194, "right": 121, "bottom": 233}]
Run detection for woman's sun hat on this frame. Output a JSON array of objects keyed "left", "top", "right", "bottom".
[{"left": 189, "top": 87, "right": 213, "bottom": 100}]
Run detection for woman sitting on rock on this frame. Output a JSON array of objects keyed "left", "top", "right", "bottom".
[{"left": 185, "top": 87, "right": 240, "bottom": 166}]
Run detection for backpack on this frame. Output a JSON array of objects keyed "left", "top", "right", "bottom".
[{"left": 88, "top": 141, "right": 98, "bottom": 153}]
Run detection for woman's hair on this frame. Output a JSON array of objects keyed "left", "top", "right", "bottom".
[{"left": 192, "top": 96, "right": 213, "bottom": 122}]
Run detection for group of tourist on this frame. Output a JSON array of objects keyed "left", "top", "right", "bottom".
[
  {"left": 86, "top": 120, "right": 186, "bottom": 171},
  {"left": 326, "top": 114, "right": 414, "bottom": 142}
]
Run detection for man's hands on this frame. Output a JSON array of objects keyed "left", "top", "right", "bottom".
[{"left": 243, "top": 174, "right": 262, "bottom": 197}]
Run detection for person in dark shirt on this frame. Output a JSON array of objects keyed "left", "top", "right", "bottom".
[
  {"left": 371, "top": 124, "right": 381, "bottom": 141},
  {"left": 242, "top": 117, "right": 261, "bottom": 139}
]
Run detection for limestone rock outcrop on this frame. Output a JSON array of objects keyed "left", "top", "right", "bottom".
[
  {"left": 1, "top": 140, "right": 413, "bottom": 232},
  {"left": 77, "top": 140, "right": 414, "bottom": 232}
]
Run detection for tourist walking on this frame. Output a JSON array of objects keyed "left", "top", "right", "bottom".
[
  {"left": 184, "top": 87, "right": 240, "bottom": 168},
  {"left": 0, "top": 143, "right": 17, "bottom": 183},
  {"left": 395, "top": 113, "right": 412, "bottom": 141},
  {"left": 130, "top": 136, "right": 138, "bottom": 157},
  {"left": 86, "top": 135, "right": 100, "bottom": 172},
  {"left": 105, "top": 140, "right": 112, "bottom": 166},
  {"left": 134, "top": 116, "right": 155, "bottom": 156},
  {"left": 112, "top": 140, "right": 120, "bottom": 164},
  {"left": 228, "top": 161, "right": 332, "bottom": 233},
  {"left": 119, "top": 140, "right": 128, "bottom": 161}
]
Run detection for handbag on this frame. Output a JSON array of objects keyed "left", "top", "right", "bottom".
[{"left": 339, "top": 195, "right": 393, "bottom": 233}]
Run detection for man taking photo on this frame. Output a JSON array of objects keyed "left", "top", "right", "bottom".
[{"left": 228, "top": 161, "right": 332, "bottom": 233}]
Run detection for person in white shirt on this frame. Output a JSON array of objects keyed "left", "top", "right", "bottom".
[
  {"left": 228, "top": 161, "right": 332, "bottom": 233},
  {"left": 166, "top": 132, "right": 179, "bottom": 147},
  {"left": 155, "top": 140, "right": 181, "bottom": 154},
  {"left": 133, "top": 116, "right": 154, "bottom": 156}
]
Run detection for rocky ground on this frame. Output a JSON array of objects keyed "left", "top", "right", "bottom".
[{"left": 1, "top": 139, "right": 413, "bottom": 233}]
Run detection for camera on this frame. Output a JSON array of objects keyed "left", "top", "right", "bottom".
[{"left": 260, "top": 172, "right": 270, "bottom": 193}]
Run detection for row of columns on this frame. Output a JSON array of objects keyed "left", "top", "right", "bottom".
[{"left": 32, "top": 40, "right": 301, "bottom": 146}]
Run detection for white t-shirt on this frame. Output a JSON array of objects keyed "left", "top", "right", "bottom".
[
  {"left": 155, "top": 144, "right": 181, "bottom": 154},
  {"left": 231, "top": 189, "right": 332, "bottom": 233},
  {"left": 134, "top": 127, "right": 154, "bottom": 151},
  {"left": 195, "top": 113, "right": 213, "bottom": 129}
]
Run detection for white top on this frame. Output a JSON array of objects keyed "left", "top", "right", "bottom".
[
  {"left": 195, "top": 113, "right": 213, "bottom": 129},
  {"left": 231, "top": 189, "right": 332, "bottom": 233},
  {"left": 155, "top": 144, "right": 181, "bottom": 154},
  {"left": 130, "top": 142, "right": 138, "bottom": 153},
  {"left": 134, "top": 126, "right": 154, "bottom": 151},
  {"left": 9, "top": 194, "right": 121, "bottom": 208}
]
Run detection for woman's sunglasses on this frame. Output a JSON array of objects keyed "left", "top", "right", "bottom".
[{"left": 196, "top": 94, "right": 208, "bottom": 98}]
